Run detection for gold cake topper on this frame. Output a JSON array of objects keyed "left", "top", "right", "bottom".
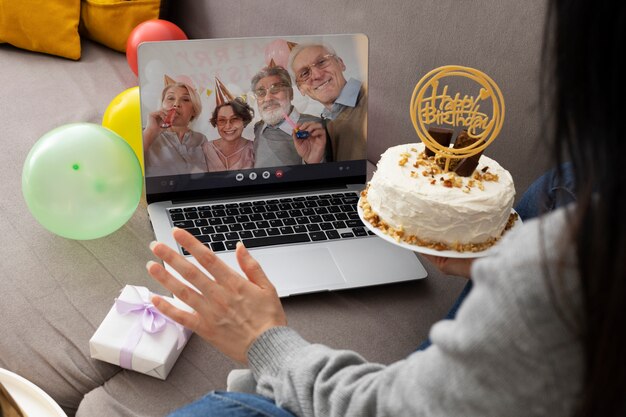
[{"left": 410, "top": 65, "right": 505, "bottom": 171}]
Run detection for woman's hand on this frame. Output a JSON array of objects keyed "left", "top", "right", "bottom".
[
  {"left": 292, "top": 121, "right": 327, "bottom": 164},
  {"left": 145, "top": 109, "right": 168, "bottom": 131},
  {"left": 142, "top": 109, "right": 168, "bottom": 150},
  {"left": 420, "top": 254, "right": 475, "bottom": 279},
  {"left": 146, "top": 228, "right": 287, "bottom": 363}
]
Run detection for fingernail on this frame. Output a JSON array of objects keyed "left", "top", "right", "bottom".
[
  {"left": 146, "top": 260, "right": 158, "bottom": 270},
  {"left": 149, "top": 241, "right": 158, "bottom": 251}
]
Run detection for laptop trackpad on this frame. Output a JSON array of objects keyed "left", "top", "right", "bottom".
[{"left": 253, "top": 247, "right": 346, "bottom": 296}]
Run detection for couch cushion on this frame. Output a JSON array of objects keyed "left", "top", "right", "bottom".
[
  {"left": 0, "top": 0, "right": 81, "bottom": 60},
  {"left": 80, "top": 0, "right": 162, "bottom": 52},
  {"left": 0, "top": 39, "right": 140, "bottom": 415}
]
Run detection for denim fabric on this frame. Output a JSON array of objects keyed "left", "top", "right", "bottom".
[
  {"left": 167, "top": 391, "right": 296, "bottom": 417},
  {"left": 514, "top": 162, "right": 575, "bottom": 221}
]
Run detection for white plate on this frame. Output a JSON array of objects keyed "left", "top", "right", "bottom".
[
  {"left": 0, "top": 368, "right": 67, "bottom": 417},
  {"left": 358, "top": 199, "right": 522, "bottom": 258}
]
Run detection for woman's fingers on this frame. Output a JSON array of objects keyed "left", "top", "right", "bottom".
[
  {"left": 170, "top": 228, "right": 243, "bottom": 288},
  {"left": 149, "top": 238, "right": 214, "bottom": 297},
  {"left": 420, "top": 254, "right": 474, "bottom": 278},
  {"left": 151, "top": 294, "right": 200, "bottom": 332},
  {"left": 146, "top": 259, "right": 208, "bottom": 314},
  {"left": 421, "top": 254, "right": 445, "bottom": 269},
  {"left": 235, "top": 242, "right": 274, "bottom": 290}
]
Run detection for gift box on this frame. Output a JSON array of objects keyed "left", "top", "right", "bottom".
[{"left": 89, "top": 285, "right": 192, "bottom": 380}]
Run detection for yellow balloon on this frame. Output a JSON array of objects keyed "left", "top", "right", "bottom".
[{"left": 102, "top": 86, "right": 144, "bottom": 173}]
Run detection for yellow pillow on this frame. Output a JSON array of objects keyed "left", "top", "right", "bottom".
[
  {"left": 80, "top": 0, "right": 162, "bottom": 53},
  {"left": 0, "top": 0, "right": 81, "bottom": 60}
]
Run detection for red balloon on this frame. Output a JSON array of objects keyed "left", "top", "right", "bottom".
[{"left": 126, "top": 19, "right": 188, "bottom": 76}]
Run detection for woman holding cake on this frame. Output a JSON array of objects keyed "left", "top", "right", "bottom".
[{"left": 146, "top": 1, "right": 625, "bottom": 416}]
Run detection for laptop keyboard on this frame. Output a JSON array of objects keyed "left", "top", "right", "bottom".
[{"left": 167, "top": 191, "right": 374, "bottom": 255}]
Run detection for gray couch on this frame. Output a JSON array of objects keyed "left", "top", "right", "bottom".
[{"left": 0, "top": 1, "right": 546, "bottom": 415}]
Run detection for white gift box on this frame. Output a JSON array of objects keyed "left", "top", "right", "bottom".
[{"left": 89, "top": 285, "right": 193, "bottom": 380}]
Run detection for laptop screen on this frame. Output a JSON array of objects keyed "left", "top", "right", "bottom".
[{"left": 137, "top": 34, "right": 368, "bottom": 203}]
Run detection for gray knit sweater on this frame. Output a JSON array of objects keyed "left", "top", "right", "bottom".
[{"left": 247, "top": 208, "right": 583, "bottom": 417}]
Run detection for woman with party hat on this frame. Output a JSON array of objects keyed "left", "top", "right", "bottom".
[
  {"left": 143, "top": 75, "right": 209, "bottom": 177},
  {"left": 203, "top": 78, "right": 255, "bottom": 172}
]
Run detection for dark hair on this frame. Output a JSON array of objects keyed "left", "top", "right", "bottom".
[
  {"left": 544, "top": 1, "right": 626, "bottom": 415},
  {"left": 209, "top": 97, "right": 255, "bottom": 128}
]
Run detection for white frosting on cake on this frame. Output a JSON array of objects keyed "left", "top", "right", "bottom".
[{"left": 365, "top": 143, "right": 515, "bottom": 248}]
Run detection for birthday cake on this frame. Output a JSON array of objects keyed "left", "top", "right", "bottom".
[{"left": 360, "top": 142, "right": 517, "bottom": 252}]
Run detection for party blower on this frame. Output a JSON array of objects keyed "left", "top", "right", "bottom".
[{"left": 282, "top": 112, "right": 310, "bottom": 139}]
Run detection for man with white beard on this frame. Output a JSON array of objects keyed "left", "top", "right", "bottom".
[{"left": 250, "top": 65, "right": 327, "bottom": 168}]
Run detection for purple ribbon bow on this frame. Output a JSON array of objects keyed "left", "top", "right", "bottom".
[{"left": 114, "top": 286, "right": 186, "bottom": 370}]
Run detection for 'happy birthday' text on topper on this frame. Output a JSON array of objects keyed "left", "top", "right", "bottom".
[{"left": 410, "top": 65, "right": 505, "bottom": 168}]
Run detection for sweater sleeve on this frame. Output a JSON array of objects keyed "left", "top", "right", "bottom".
[{"left": 247, "top": 209, "right": 582, "bottom": 417}]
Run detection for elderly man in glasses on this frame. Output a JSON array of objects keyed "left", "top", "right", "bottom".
[
  {"left": 250, "top": 65, "right": 327, "bottom": 168},
  {"left": 289, "top": 43, "right": 367, "bottom": 162}
]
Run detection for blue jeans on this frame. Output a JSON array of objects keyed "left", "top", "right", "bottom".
[
  {"left": 167, "top": 391, "right": 296, "bottom": 417},
  {"left": 514, "top": 162, "right": 576, "bottom": 221},
  {"left": 167, "top": 164, "right": 577, "bottom": 416}
]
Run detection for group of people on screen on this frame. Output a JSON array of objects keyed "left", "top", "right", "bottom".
[{"left": 143, "top": 43, "right": 368, "bottom": 177}]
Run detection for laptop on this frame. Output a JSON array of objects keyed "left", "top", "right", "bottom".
[{"left": 138, "top": 34, "right": 427, "bottom": 297}]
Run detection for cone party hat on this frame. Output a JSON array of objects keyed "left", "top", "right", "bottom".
[{"left": 214, "top": 77, "right": 235, "bottom": 106}]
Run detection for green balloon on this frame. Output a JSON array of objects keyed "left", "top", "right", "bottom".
[{"left": 22, "top": 123, "right": 143, "bottom": 240}]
